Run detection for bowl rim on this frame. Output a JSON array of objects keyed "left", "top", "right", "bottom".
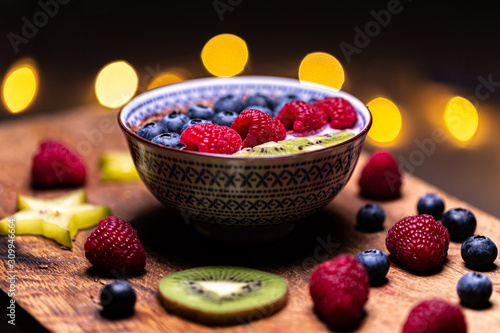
[{"left": 118, "top": 75, "right": 372, "bottom": 159}]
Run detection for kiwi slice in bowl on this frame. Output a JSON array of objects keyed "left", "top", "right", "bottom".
[
  {"left": 233, "top": 142, "right": 292, "bottom": 156},
  {"left": 158, "top": 266, "right": 288, "bottom": 325},
  {"left": 307, "top": 131, "right": 355, "bottom": 147}
]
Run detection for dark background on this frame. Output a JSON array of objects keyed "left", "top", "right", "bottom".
[{"left": 1, "top": 0, "right": 499, "bottom": 217}]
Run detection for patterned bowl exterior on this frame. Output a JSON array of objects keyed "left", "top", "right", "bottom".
[{"left": 119, "top": 76, "right": 371, "bottom": 230}]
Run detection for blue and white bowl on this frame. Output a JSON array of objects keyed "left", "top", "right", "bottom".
[{"left": 119, "top": 76, "right": 372, "bottom": 243}]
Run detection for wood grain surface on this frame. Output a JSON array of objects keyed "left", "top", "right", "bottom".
[{"left": 0, "top": 106, "right": 499, "bottom": 333}]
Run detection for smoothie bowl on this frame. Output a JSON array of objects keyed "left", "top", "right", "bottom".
[{"left": 118, "top": 76, "right": 371, "bottom": 242}]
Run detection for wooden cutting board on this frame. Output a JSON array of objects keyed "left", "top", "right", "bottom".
[{"left": 0, "top": 105, "right": 499, "bottom": 333}]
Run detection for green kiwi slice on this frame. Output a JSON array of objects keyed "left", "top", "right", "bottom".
[
  {"left": 233, "top": 132, "right": 355, "bottom": 156},
  {"left": 307, "top": 131, "right": 355, "bottom": 147},
  {"left": 158, "top": 266, "right": 288, "bottom": 325},
  {"left": 233, "top": 142, "right": 292, "bottom": 156}
]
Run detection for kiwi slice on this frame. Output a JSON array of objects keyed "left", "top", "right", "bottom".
[
  {"left": 233, "top": 142, "right": 292, "bottom": 156},
  {"left": 99, "top": 151, "right": 140, "bottom": 182},
  {"left": 278, "top": 137, "right": 314, "bottom": 151},
  {"left": 0, "top": 191, "right": 111, "bottom": 248},
  {"left": 307, "top": 131, "right": 355, "bottom": 147},
  {"left": 158, "top": 266, "right": 288, "bottom": 325}
]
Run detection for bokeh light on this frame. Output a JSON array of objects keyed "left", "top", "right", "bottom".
[
  {"left": 367, "top": 97, "right": 402, "bottom": 143},
  {"left": 2, "top": 60, "right": 38, "bottom": 113},
  {"left": 201, "top": 34, "right": 248, "bottom": 77},
  {"left": 147, "top": 70, "right": 189, "bottom": 90},
  {"left": 95, "top": 61, "right": 138, "bottom": 108},
  {"left": 298, "top": 52, "right": 345, "bottom": 89},
  {"left": 444, "top": 96, "right": 478, "bottom": 142}
]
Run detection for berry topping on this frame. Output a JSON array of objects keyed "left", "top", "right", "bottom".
[
  {"left": 442, "top": 208, "right": 477, "bottom": 241},
  {"left": 358, "top": 150, "right": 402, "bottom": 200},
  {"left": 137, "top": 122, "right": 168, "bottom": 141},
  {"left": 276, "top": 100, "right": 328, "bottom": 136},
  {"left": 309, "top": 255, "right": 369, "bottom": 329},
  {"left": 31, "top": 139, "right": 86, "bottom": 188},
  {"left": 181, "top": 123, "right": 242, "bottom": 154},
  {"left": 231, "top": 109, "right": 287, "bottom": 148},
  {"left": 402, "top": 299, "right": 467, "bottom": 333},
  {"left": 244, "top": 105, "right": 274, "bottom": 117},
  {"left": 186, "top": 104, "right": 215, "bottom": 120},
  {"left": 213, "top": 94, "right": 245, "bottom": 113},
  {"left": 152, "top": 133, "right": 186, "bottom": 149},
  {"left": 100, "top": 281, "right": 137, "bottom": 317},
  {"left": 313, "top": 97, "right": 357, "bottom": 129},
  {"left": 355, "top": 249, "right": 390, "bottom": 284},
  {"left": 386, "top": 214, "right": 450, "bottom": 272},
  {"left": 356, "top": 203, "right": 386, "bottom": 231},
  {"left": 160, "top": 111, "right": 190, "bottom": 134},
  {"left": 245, "top": 93, "right": 275, "bottom": 110},
  {"left": 180, "top": 119, "right": 212, "bottom": 133},
  {"left": 84, "top": 216, "right": 146, "bottom": 275},
  {"left": 212, "top": 111, "right": 239, "bottom": 127},
  {"left": 417, "top": 193, "right": 445, "bottom": 220},
  {"left": 461, "top": 235, "right": 498, "bottom": 269},
  {"left": 457, "top": 272, "right": 493, "bottom": 308}
]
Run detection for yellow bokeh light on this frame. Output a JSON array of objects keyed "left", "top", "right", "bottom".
[
  {"left": 147, "top": 73, "right": 184, "bottom": 90},
  {"left": 201, "top": 34, "right": 248, "bottom": 77},
  {"left": 366, "top": 97, "right": 402, "bottom": 143},
  {"left": 2, "top": 61, "right": 38, "bottom": 113},
  {"left": 298, "top": 52, "right": 345, "bottom": 89},
  {"left": 444, "top": 96, "right": 478, "bottom": 142},
  {"left": 95, "top": 61, "right": 138, "bottom": 108}
]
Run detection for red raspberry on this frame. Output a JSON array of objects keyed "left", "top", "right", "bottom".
[
  {"left": 276, "top": 100, "right": 328, "bottom": 136},
  {"left": 313, "top": 97, "right": 357, "bottom": 129},
  {"left": 358, "top": 150, "right": 402, "bottom": 200},
  {"left": 231, "top": 109, "right": 287, "bottom": 148},
  {"left": 85, "top": 216, "right": 146, "bottom": 275},
  {"left": 402, "top": 299, "right": 467, "bottom": 333},
  {"left": 180, "top": 123, "right": 241, "bottom": 154},
  {"left": 31, "top": 139, "right": 86, "bottom": 188},
  {"left": 309, "top": 255, "right": 369, "bottom": 329},
  {"left": 386, "top": 214, "right": 450, "bottom": 272}
]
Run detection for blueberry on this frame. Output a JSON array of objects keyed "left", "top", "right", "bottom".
[
  {"left": 442, "top": 208, "right": 477, "bottom": 241},
  {"left": 160, "top": 111, "right": 190, "bottom": 134},
  {"left": 137, "top": 122, "right": 168, "bottom": 141},
  {"left": 212, "top": 111, "right": 238, "bottom": 127},
  {"left": 213, "top": 95, "right": 245, "bottom": 113},
  {"left": 243, "top": 105, "right": 274, "bottom": 117},
  {"left": 186, "top": 104, "right": 215, "bottom": 120},
  {"left": 457, "top": 272, "right": 492, "bottom": 308},
  {"left": 461, "top": 235, "right": 498, "bottom": 269},
  {"left": 245, "top": 93, "right": 275, "bottom": 110},
  {"left": 181, "top": 119, "right": 212, "bottom": 133},
  {"left": 100, "top": 281, "right": 136, "bottom": 317},
  {"left": 274, "top": 93, "right": 300, "bottom": 114},
  {"left": 355, "top": 249, "right": 390, "bottom": 283},
  {"left": 151, "top": 133, "right": 185, "bottom": 149},
  {"left": 356, "top": 203, "right": 385, "bottom": 231},
  {"left": 417, "top": 193, "right": 445, "bottom": 220}
]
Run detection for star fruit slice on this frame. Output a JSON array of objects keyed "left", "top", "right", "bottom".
[
  {"left": 17, "top": 189, "right": 87, "bottom": 210},
  {"left": 0, "top": 191, "right": 111, "bottom": 248},
  {"left": 99, "top": 151, "right": 140, "bottom": 182}
]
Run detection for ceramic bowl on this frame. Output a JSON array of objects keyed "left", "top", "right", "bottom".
[{"left": 119, "top": 76, "right": 371, "bottom": 243}]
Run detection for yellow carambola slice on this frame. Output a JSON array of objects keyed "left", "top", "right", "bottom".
[
  {"left": 0, "top": 191, "right": 111, "bottom": 248},
  {"left": 17, "top": 189, "right": 86, "bottom": 210},
  {"left": 99, "top": 151, "right": 140, "bottom": 182}
]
